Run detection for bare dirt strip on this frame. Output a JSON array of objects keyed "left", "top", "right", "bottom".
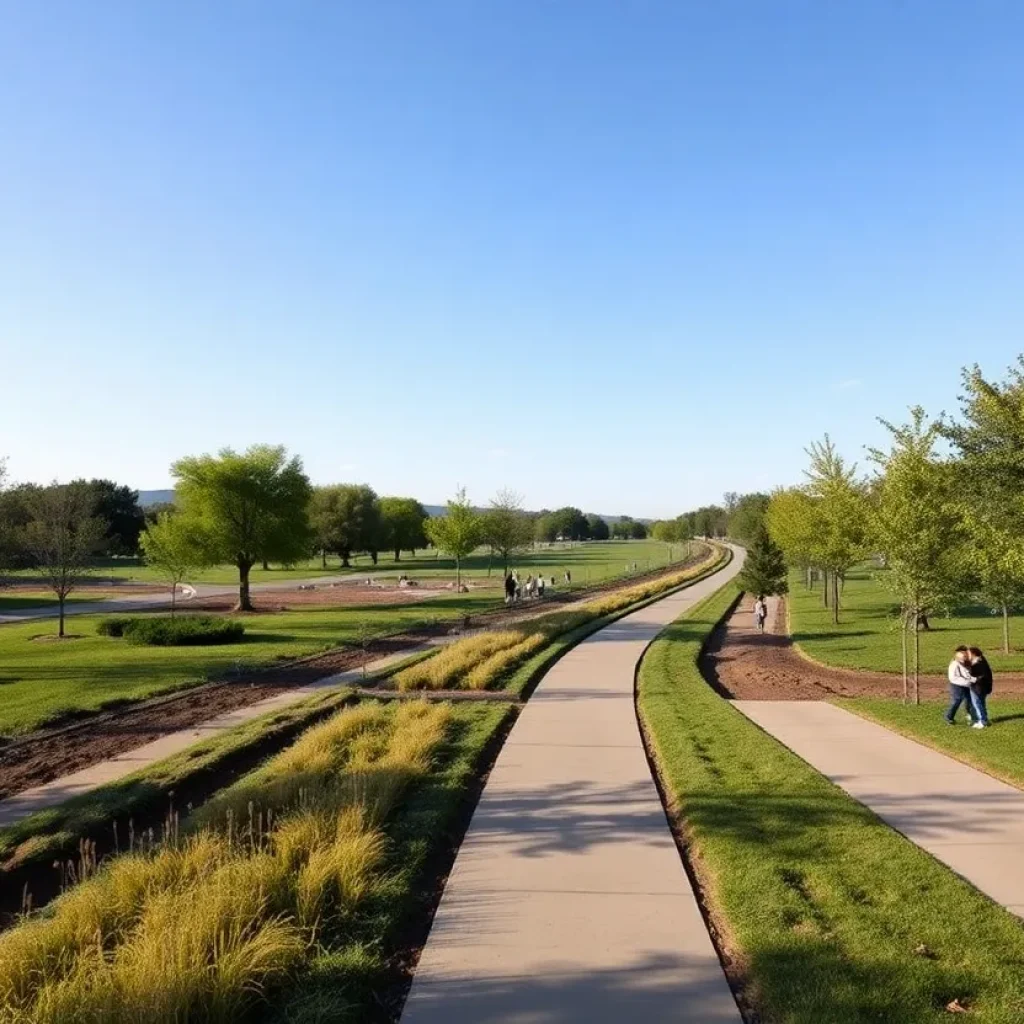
[
  {"left": 701, "top": 597, "right": 1024, "bottom": 701},
  {"left": 0, "top": 558, "right": 706, "bottom": 801}
]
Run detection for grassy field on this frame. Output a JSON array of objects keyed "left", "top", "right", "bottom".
[
  {"left": 0, "top": 594, "right": 89, "bottom": 612},
  {"left": 843, "top": 698, "right": 1024, "bottom": 791},
  {"left": 789, "top": 567, "right": 1024, "bottom": 675},
  {"left": 0, "top": 594, "right": 488, "bottom": 737},
  {"left": 639, "top": 584, "right": 1024, "bottom": 1023},
  {"left": 3, "top": 539, "right": 691, "bottom": 589}
]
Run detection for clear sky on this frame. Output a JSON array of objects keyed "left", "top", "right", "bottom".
[{"left": 2, "top": 1, "right": 1023, "bottom": 517}]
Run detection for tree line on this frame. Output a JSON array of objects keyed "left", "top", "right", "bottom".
[{"left": 764, "top": 356, "right": 1024, "bottom": 702}]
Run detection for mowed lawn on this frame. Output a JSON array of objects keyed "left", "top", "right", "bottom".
[
  {"left": 0, "top": 594, "right": 489, "bottom": 737},
  {"left": 789, "top": 567, "right": 1024, "bottom": 675},
  {"left": 4, "top": 539, "right": 690, "bottom": 589}
]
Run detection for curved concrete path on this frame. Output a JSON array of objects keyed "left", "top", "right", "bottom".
[
  {"left": 734, "top": 700, "right": 1024, "bottom": 918},
  {"left": 401, "top": 552, "right": 744, "bottom": 1024}
]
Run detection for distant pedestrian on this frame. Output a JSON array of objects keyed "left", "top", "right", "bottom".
[
  {"left": 968, "top": 646, "right": 993, "bottom": 729},
  {"left": 753, "top": 596, "right": 768, "bottom": 633},
  {"left": 537, "top": 575, "right": 545, "bottom": 597},
  {"left": 565, "top": 570, "right": 571, "bottom": 586},
  {"left": 945, "top": 646, "right": 975, "bottom": 725},
  {"left": 504, "top": 572, "right": 516, "bottom": 605}
]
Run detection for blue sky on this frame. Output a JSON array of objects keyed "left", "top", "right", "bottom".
[{"left": 2, "top": 1, "right": 1022, "bottom": 517}]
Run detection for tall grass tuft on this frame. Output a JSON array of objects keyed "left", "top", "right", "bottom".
[{"left": 0, "top": 700, "right": 451, "bottom": 1023}]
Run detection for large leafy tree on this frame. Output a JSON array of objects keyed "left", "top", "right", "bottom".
[
  {"left": 79, "top": 479, "right": 146, "bottom": 556},
  {"left": 424, "top": 488, "right": 483, "bottom": 590},
  {"left": 482, "top": 489, "right": 534, "bottom": 576},
  {"left": 172, "top": 445, "right": 312, "bottom": 611},
  {"left": 550, "top": 506, "right": 589, "bottom": 542},
  {"left": 379, "top": 497, "right": 428, "bottom": 562},
  {"left": 738, "top": 526, "right": 789, "bottom": 598},
  {"left": 765, "top": 487, "right": 819, "bottom": 590},
  {"left": 869, "top": 408, "right": 965, "bottom": 703},
  {"left": 140, "top": 511, "right": 212, "bottom": 617},
  {"left": 25, "top": 482, "right": 105, "bottom": 637},
  {"left": 943, "top": 358, "right": 1024, "bottom": 653},
  {"left": 727, "top": 493, "right": 771, "bottom": 546},
  {"left": 309, "top": 484, "right": 381, "bottom": 568},
  {"left": 586, "top": 514, "right": 610, "bottom": 541}
]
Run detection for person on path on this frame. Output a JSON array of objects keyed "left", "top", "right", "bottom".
[
  {"left": 504, "top": 572, "right": 516, "bottom": 605},
  {"left": 564, "top": 570, "right": 571, "bottom": 586},
  {"left": 945, "top": 646, "right": 976, "bottom": 724},
  {"left": 536, "top": 575, "right": 545, "bottom": 598},
  {"left": 753, "top": 596, "right": 768, "bottom": 633},
  {"left": 967, "top": 646, "right": 993, "bottom": 729}
]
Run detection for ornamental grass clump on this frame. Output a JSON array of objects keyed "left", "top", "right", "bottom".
[{"left": 0, "top": 701, "right": 450, "bottom": 1023}]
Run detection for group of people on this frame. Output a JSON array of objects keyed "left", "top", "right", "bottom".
[
  {"left": 946, "top": 645, "right": 994, "bottom": 728},
  {"left": 504, "top": 571, "right": 549, "bottom": 604}
]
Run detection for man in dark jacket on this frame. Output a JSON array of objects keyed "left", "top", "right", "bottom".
[{"left": 967, "top": 646, "right": 993, "bottom": 729}]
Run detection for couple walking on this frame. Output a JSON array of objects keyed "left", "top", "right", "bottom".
[
  {"left": 752, "top": 595, "right": 769, "bottom": 634},
  {"left": 946, "top": 645, "right": 994, "bottom": 728}
]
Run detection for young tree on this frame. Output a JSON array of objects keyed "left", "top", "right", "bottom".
[
  {"left": 424, "top": 488, "right": 483, "bottom": 590},
  {"left": 765, "top": 487, "right": 819, "bottom": 590},
  {"left": 482, "top": 489, "right": 534, "bottom": 577},
  {"left": 738, "top": 526, "right": 789, "bottom": 598},
  {"left": 139, "top": 511, "right": 212, "bottom": 617},
  {"left": 379, "top": 497, "right": 428, "bottom": 562},
  {"left": 172, "top": 445, "right": 312, "bottom": 611},
  {"left": 869, "top": 408, "right": 965, "bottom": 703},
  {"left": 803, "top": 436, "right": 871, "bottom": 623},
  {"left": 25, "top": 482, "right": 105, "bottom": 637},
  {"left": 309, "top": 484, "right": 381, "bottom": 568}
]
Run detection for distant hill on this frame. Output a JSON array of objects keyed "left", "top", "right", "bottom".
[{"left": 138, "top": 489, "right": 176, "bottom": 507}]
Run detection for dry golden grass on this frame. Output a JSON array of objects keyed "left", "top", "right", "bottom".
[{"left": 0, "top": 700, "right": 451, "bottom": 1023}]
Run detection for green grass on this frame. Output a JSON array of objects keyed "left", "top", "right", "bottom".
[
  {"left": 0, "top": 595, "right": 89, "bottom": 612},
  {"left": 0, "top": 594, "right": 490, "bottom": 738},
  {"left": 843, "top": 698, "right": 1024, "bottom": 791},
  {"left": 789, "top": 567, "right": 1024, "bottom": 675},
  {"left": 638, "top": 584, "right": 1024, "bottom": 1023},
  {"left": 4, "top": 539, "right": 692, "bottom": 589}
]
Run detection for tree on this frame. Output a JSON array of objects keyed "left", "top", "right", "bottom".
[
  {"left": 765, "top": 487, "right": 819, "bottom": 589},
  {"left": 139, "top": 511, "right": 212, "bottom": 617},
  {"left": 738, "top": 526, "right": 789, "bottom": 598},
  {"left": 482, "top": 489, "right": 534, "bottom": 577},
  {"left": 534, "top": 512, "right": 558, "bottom": 544},
  {"left": 694, "top": 505, "right": 727, "bottom": 538},
  {"left": 803, "top": 436, "right": 871, "bottom": 623},
  {"left": 586, "top": 514, "right": 610, "bottom": 541},
  {"left": 379, "top": 497, "right": 428, "bottom": 562},
  {"left": 650, "top": 519, "right": 678, "bottom": 543},
  {"left": 869, "top": 408, "right": 965, "bottom": 703},
  {"left": 727, "top": 493, "right": 771, "bottom": 545},
  {"left": 943, "top": 358, "right": 1024, "bottom": 653},
  {"left": 172, "top": 445, "right": 312, "bottom": 612},
  {"left": 82, "top": 479, "right": 146, "bottom": 556},
  {"left": 24, "top": 482, "right": 105, "bottom": 637},
  {"left": 424, "top": 488, "right": 483, "bottom": 590},
  {"left": 550, "top": 506, "right": 589, "bottom": 542},
  {"left": 309, "top": 484, "right": 381, "bottom": 568}
]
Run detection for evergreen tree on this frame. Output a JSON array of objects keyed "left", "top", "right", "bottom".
[{"left": 738, "top": 526, "right": 789, "bottom": 597}]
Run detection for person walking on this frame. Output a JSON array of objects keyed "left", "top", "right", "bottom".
[
  {"left": 967, "top": 646, "right": 993, "bottom": 729},
  {"left": 536, "top": 575, "right": 545, "bottom": 598},
  {"left": 945, "top": 646, "right": 976, "bottom": 724},
  {"left": 504, "top": 572, "right": 516, "bottom": 606},
  {"left": 753, "top": 596, "right": 768, "bottom": 634}
]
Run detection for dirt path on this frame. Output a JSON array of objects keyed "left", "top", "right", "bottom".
[
  {"left": 702, "top": 597, "right": 1024, "bottom": 701},
  {"left": 0, "top": 556, "right": 709, "bottom": 800}
]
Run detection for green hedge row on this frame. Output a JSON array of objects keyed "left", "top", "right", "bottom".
[{"left": 97, "top": 615, "right": 245, "bottom": 646}]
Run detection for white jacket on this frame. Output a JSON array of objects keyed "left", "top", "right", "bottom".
[{"left": 948, "top": 659, "right": 973, "bottom": 687}]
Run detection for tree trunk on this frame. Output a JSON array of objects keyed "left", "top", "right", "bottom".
[
  {"left": 394, "top": 547, "right": 401, "bottom": 562},
  {"left": 455, "top": 556, "right": 461, "bottom": 592},
  {"left": 1003, "top": 603, "right": 1010, "bottom": 655},
  {"left": 58, "top": 595, "right": 66, "bottom": 638},
  {"left": 340, "top": 549, "right": 351, "bottom": 568},
  {"left": 913, "top": 613, "right": 921, "bottom": 705},
  {"left": 370, "top": 550, "right": 378, "bottom": 566},
  {"left": 831, "top": 572, "right": 840, "bottom": 625},
  {"left": 823, "top": 570, "right": 829, "bottom": 608},
  {"left": 262, "top": 559, "right": 269, "bottom": 572},
  {"left": 917, "top": 611, "right": 930, "bottom": 631},
  {"left": 321, "top": 549, "right": 327, "bottom": 569},
  {"left": 236, "top": 562, "right": 254, "bottom": 612},
  {"left": 900, "top": 610, "right": 909, "bottom": 704},
  {"left": 171, "top": 584, "right": 177, "bottom": 620}
]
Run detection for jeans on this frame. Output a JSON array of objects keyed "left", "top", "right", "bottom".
[
  {"left": 945, "top": 684, "right": 974, "bottom": 723},
  {"left": 970, "top": 689, "right": 990, "bottom": 726}
]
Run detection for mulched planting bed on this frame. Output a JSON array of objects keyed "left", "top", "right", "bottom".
[{"left": 703, "top": 597, "right": 1024, "bottom": 700}]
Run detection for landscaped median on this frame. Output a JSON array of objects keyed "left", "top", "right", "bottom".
[
  {"left": 638, "top": 583, "right": 1024, "bottom": 1024},
  {"left": 393, "top": 543, "right": 730, "bottom": 693},
  {"left": 0, "top": 698, "right": 513, "bottom": 1023}
]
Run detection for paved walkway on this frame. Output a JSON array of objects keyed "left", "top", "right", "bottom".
[
  {"left": 401, "top": 552, "right": 744, "bottom": 1024},
  {"left": 733, "top": 701, "right": 1024, "bottom": 917}
]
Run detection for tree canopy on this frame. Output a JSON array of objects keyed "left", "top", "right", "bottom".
[
  {"left": 310, "top": 484, "right": 381, "bottom": 567},
  {"left": 424, "top": 488, "right": 483, "bottom": 590},
  {"left": 379, "top": 497, "right": 428, "bottom": 562}
]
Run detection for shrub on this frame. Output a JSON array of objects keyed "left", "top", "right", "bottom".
[
  {"left": 120, "top": 616, "right": 246, "bottom": 647},
  {"left": 96, "top": 616, "right": 134, "bottom": 637}
]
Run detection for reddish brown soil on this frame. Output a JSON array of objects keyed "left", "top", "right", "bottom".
[
  {"left": 702, "top": 598, "right": 1024, "bottom": 700},
  {"left": 0, "top": 553, "right": 709, "bottom": 800}
]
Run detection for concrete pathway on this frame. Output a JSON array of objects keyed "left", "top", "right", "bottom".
[
  {"left": 401, "top": 551, "right": 744, "bottom": 1023},
  {"left": 733, "top": 700, "right": 1024, "bottom": 918},
  {"left": 0, "top": 645, "right": 434, "bottom": 829}
]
